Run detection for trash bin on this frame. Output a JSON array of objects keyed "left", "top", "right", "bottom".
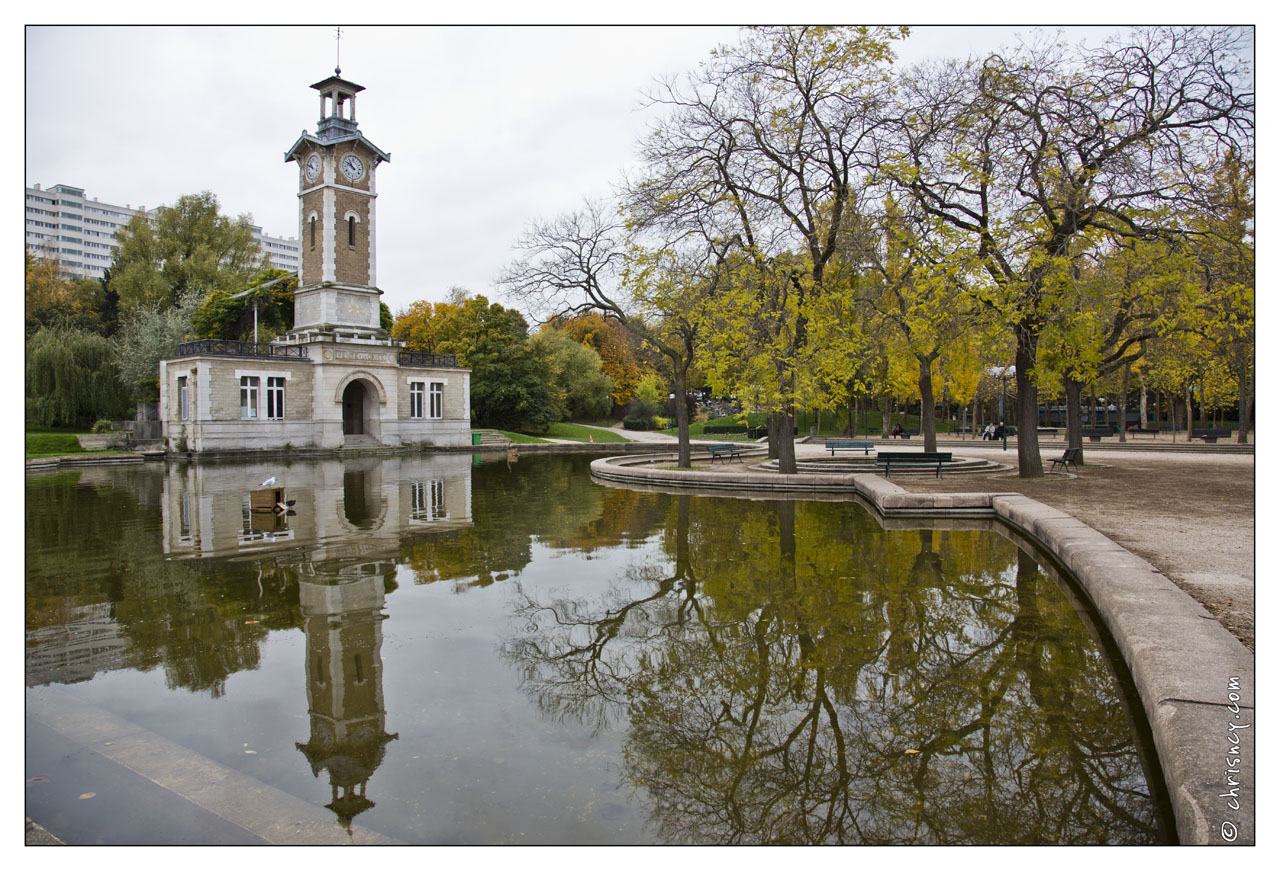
[{"left": 471, "top": 432, "right": 482, "bottom": 446}]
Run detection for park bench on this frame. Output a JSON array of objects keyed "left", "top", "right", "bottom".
[
  {"left": 1127, "top": 427, "right": 1159, "bottom": 438},
  {"left": 1080, "top": 427, "right": 1117, "bottom": 442},
  {"left": 892, "top": 428, "right": 920, "bottom": 439},
  {"left": 825, "top": 440, "right": 875, "bottom": 456},
  {"left": 1191, "top": 428, "right": 1233, "bottom": 443},
  {"left": 1049, "top": 447, "right": 1082, "bottom": 472},
  {"left": 1037, "top": 427, "right": 1059, "bottom": 436},
  {"left": 705, "top": 443, "right": 745, "bottom": 463},
  {"left": 875, "top": 451, "right": 951, "bottom": 478}
]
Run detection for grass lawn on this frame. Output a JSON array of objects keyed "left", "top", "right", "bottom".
[
  {"left": 26, "top": 431, "right": 87, "bottom": 458},
  {"left": 497, "top": 430, "right": 552, "bottom": 444},
  {"left": 27, "top": 430, "right": 138, "bottom": 459},
  {"left": 537, "top": 422, "right": 630, "bottom": 443}
]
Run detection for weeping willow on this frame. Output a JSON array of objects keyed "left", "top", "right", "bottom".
[{"left": 26, "top": 326, "right": 132, "bottom": 427}]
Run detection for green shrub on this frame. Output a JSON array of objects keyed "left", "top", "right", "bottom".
[{"left": 91, "top": 419, "right": 115, "bottom": 433}]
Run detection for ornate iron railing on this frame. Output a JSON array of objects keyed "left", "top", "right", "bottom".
[
  {"left": 397, "top": 351, "right": 459, "bottom": 368},
  {"left": 177, "top": 340, "right": 309, "bottom": 360}
]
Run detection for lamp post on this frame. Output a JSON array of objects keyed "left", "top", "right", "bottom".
[
  {"left": 996, "top": 366, "right": 1013, "bottom": 451},
  {"left": 1001, "top": 371, "right": 1008, "bottom": 450}
]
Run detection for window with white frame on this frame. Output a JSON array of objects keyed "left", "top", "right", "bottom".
[
  {"left": 411, "top": 479, "right": 447, "bottom": 522},
  {"left": 409, "top": 382, "right": 425, "bottom": 419},
  {"left": 266, "top": 377, "right": 285, "bottom": 420},
  {"left": 429, "top": 382, "right": 444, "bottom": 419},
  {"left": 240, "top": 376, "right": 259, "bottom": 419},
  {"left": 178, "top": 376, "right": 189, "bottom": 420}
]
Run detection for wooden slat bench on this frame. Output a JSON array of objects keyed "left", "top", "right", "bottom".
[
  {"left": 875, "top": 451, "right": 951, "bottom": 478},
  {"left": 1080, "top": 427, "right": 1118, "bottom": 442},
  {"left": 705, "top": 443, "right": 745, "bottom": 463},
  {"left": 891, "top": 428, "right": 920, "bottom": 439},
  {"left": 825, "top": 440, "right": 875, "bottom": 455},
  {"left": 1049, "top": 447, "right": 1082, "bottom": 472},
  {"left": 1127, "top": 427, "right": 1159, "bottom": 438},
  {"left": 1191, "top": 428, "right": 1232, "bottom": 443}
]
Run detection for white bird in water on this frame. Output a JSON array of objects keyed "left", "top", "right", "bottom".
[{"left": 261, "top": 476, "right": 277, "bottom": 487}]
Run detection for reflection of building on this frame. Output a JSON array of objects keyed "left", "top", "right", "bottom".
[
  {"left": 295, "top": 570, "right": 397, "bottom": 828},
  {"left": 161, "top": 454, "right": 473, "bottom": 562},
  {"left": 24, "top": 601, "right": 130, "bottom": 687},
  {"left": 159, "top": 70, "right": 470, "bottom": 452}
]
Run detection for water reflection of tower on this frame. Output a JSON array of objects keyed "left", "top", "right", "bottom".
[{"left": 295, "top": 568, "right": 398, "bottom": 830}]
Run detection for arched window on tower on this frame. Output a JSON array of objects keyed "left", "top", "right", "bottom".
[
  {"left": 348, "top": 215, "right": 356, "bottom": 248},
  {"left": 309, "top": 215, "right": 316, "bottom": 250}
]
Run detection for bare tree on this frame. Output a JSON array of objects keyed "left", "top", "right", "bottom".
[{"left": 500, "top": 200, "right": 725, "bottom": 467}]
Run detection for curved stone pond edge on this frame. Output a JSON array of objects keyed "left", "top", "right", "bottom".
[{"left": 590, "top": 452, "right": 1255, "bottom": 846}]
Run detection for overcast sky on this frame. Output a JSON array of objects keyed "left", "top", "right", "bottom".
[{"left": 24, "top": 22, "right": 1184, "bottom": 317}]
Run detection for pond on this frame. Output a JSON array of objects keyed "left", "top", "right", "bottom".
[{"left": 25, "top": 453, "right": 1173, "bottom": 845}]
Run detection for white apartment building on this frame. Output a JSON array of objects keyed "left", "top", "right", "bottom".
[{"left": 25, "top": 182, "right": 301, "bottom": 281}]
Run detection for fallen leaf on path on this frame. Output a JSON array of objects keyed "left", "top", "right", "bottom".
[{"left": 78, "top": 792, "right": 96, "bottom": 800}]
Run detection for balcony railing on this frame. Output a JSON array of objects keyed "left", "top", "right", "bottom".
[
  {"left": 177, "top": 340, "right": 309, "bottom": 360},
  {"left": 397, "top": 351, "right": 459, "bottom": 368}
]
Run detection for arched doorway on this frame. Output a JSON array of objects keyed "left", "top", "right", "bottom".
[{"left": 343, "top": 381, "right": 366, "bottom": 435}]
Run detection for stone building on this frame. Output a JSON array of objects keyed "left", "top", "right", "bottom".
[{"left": 159, "top": 69, "right": 469, "bottom": 452}]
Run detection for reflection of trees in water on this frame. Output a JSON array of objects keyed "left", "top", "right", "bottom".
[
  {"left": 404, "top": 456, "right": 668, "bottom": 590},
  {"left": 504, "top": 496, "right": 1164, "bottom": 845}
]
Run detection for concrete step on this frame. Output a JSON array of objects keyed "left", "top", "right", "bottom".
[{"left": 472, "top": 430, "right": 511, "bottom": 447}]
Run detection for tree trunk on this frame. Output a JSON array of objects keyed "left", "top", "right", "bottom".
[
  {"left": 776, "top": 406, "right": 797, "bottom": 474},
  {"left": 880, "top": 391, "right": 890, "bottom": 439},
  {"left": 1237, "top": 372, "right": 1252, "bottom": 444},
  {"left": 673, "top": 366, "right": 692, "bottom": 468},
  {"left": 1117, "top": 361, "right": 1130, "bottom": 442},
  {"left": 1186, "top": 387, "right": 1193, "bottom": 439},
  {"left": 1197, "top": 376, "right": 1206, "bottom": 431},
  {"left": 1139, "top": 377, "right": 1148, "bottom": 428},
  {"left": 846, "top": 395, "right": 855, "bottom": 437},
  {"left": 766, "top": 412, "right": 780, "bottom": 460},
  {"left": 1014, "top": 334, "right": 1043, "bottom": 477},
  {"left": 971, "top": 394, "right": 979, "bottom": 440},
  {"left": 1064, "top": 375, "right": 1084, "bottom": 463},
  {"left": 917, "top": 355, "right": 938, "bottom": 453}
]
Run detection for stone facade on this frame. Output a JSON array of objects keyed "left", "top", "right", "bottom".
[
  {"left": 159, "top": 71, "right": 470, "bottom": 453},
  {"left": 160, "top": 345, "right": 470, "bottom": 452}
]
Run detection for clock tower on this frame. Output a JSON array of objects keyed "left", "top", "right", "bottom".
[{"left": 283, "top": 69, "right": 392, "bottom": 343}]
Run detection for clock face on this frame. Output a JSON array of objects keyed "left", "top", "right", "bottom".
[
  {"left": 304, "top": 154, "right": 320, "bottom": 182},
  {"left": 341, "top": 154, "right": 365, "bottom": 181}
]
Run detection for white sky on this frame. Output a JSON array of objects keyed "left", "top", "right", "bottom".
[{"left": 23, "top": 20, "right": 1141, "bottom": 316}]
